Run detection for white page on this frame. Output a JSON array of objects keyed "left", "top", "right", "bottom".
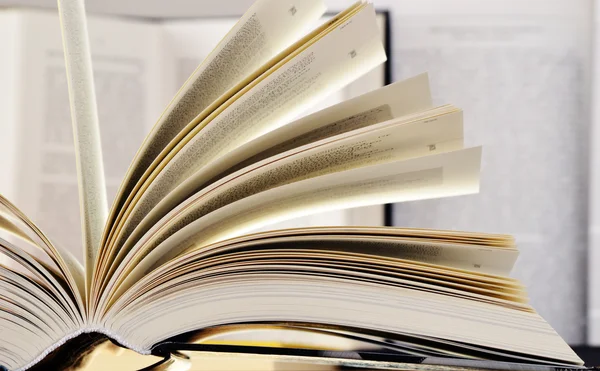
[
  {"left": 1, "top": 10, "right": 161, "bottom": 263},
  {"left": 379, "top": 0, "right": 592, "bottom": 344}
]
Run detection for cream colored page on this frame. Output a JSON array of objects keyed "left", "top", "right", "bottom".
[
  {"left": 170, "top": 145, "right": 480, "bottom": 254},
  {"left": 100, "top": 109, "right": 459, "bottom": 308},
  {"left": 112, "top": 5, "right": 385, "bottom": 261},
  {"left": 112, "top": 228, "right": 518, "bottom": 307},
  {"left": 144, "top": 108, "right": 463, "bottom": 253},
  {"left": 0, "top": 196, "right": 86, "bottom": 319},
  {"left": 294, "top": 237, "right": 518, "bottom": 276},
  {"left": 182, "top": 234, "right": 518, "bottom": 276},
  {"left": 160, "top": 13, "right": 389, "bottom": 234},
  {"left": 0, "top": 212, "right": 35, "bottom": 246},
  {"left": 126, "top": 75, "right": 432, "bottom": 254},
  {"left": 106, "top": 0, "right": 326, "bottom": 239},
  {"left": 159, "top": 13, "right": 388, "bottom": 234},
  {"left": 0, "top": 240, "right": 81, "bottom": 323},
  {"left": 0, "top": 268, "right": 67, "bottom": 328},
  {"left": 57, "top": 0, "right": 108, "bottom": 295},
  {"left": 195, "top": 233, "right": 518, "bottom": 276},
  {"left": 0, "top": 263, "right": 56, "bottom": 310},
  {"left": 0, "top": 212, "right": 60, "bottom": 275},
  {"left": 172, "top": 226, "right": 514, "bottom": 248},
  {"left": 171, "top": 74, "right": 431, "bottom": 209},
  {"left": 110, "top": 147, "right": 480, "bottom": 300},
  {"left": 0, "top": 243, "right": 84, "bottom": 370},
  {"left": 103, "top": 109, "right": 463, "bottom": 303},
  {"left": 160, "top": 19, "right": 237, "bottom": 108},
  {"left": 108, "top": 253, "right": 582, "bottom": 364}
]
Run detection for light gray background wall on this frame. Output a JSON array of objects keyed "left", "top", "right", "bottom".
[
  {"left": 0, "top": 0, "right": 593, "bottom": 344},
  {"left": 379, "top": 1, "right": 592, "bottom": 344}
]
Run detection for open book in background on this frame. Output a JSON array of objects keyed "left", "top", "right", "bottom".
[{"left": 0, "top": 9, "right": 387, "bottom": 264}]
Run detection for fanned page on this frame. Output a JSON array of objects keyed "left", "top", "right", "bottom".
[
  {"left": 94, "top": 2, "right": 385, "bottom": 306},
  {"left": 102, "top": 73, "right": 433, "bottom": 302},
  {"left": 0, "top": 195, "right": 85, "bottom": 316},
  {"left": 98, "top": 227, "right": 581, "bottom": 366},
  {"left": 0, "top": 196, "right": 85, "bottom": 370},
  {"left": 126, "top": 73, "right": 432, "bottom": 253},
  {"left": 101, "top": 143, "right": 479, "bottom": 311},
  {"left": 100, "top": 0, "right": 327, "bottom": 269},
  {"left": 94, "top": 0, "right": 332, "bottom": 303},
  {"left": 96, "top": 73, "right": 430, "bottom": 310}
]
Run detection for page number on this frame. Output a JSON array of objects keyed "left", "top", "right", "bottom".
[
  {"left": 289, "top": 6, "right": 297, "bottom": 16},
  {"left": 349, "top": 50, "right": 357, "bottom": 59},
  {"left": 428, "top": 144, "right": 436, "bottom": 151}
]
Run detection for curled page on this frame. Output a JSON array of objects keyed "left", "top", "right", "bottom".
[
  {"left": 57, "top": 0, "right": 108, "bottom": 299},
  {"left": 95, "top": 0, "right": 328, "bottom": 299},
  {"left": 105, "top": 3, "right": 384, "bottom": 278},
  {"left": 153, "top": 147, "right": 482, "bottom": 268},
  {"left": 103, "top": 0, "right": 327, "bottom": 252},
  {"left": 105, "top": 147, "right": 481, "bottom": 304}
]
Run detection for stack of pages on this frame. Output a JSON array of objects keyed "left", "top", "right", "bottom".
[{"left": 0, "top": 0, "right": 584, "bottom": 370}]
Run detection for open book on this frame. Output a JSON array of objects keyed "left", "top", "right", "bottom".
[{"left": 0, "top": 0, "right": 584, "bottom": 370}]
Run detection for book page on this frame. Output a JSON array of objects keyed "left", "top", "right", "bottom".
[
  {"left": 100, "top": 107, "right": 463, "bottom": 303},
  {"left": 160, "top": 18, "right": 237, "bottom": 109},
  {"left": 107, "top": 147, "right": 480, "bottom": 302},
  {"left": 0, "top": 194, "right": 87, "bottom": 316},
  {"left": 172, "top": 234, "right": 519, "bottom": 276},
  {"left": 0, "top": 209, "right": 60, "bottom": 276},
  {"left": 104, "top": 0, "right": 327, "bottom": 252},
  {"left": 159, "top": 12, "right": 391, "bottom": 237},
  {"left": 120, "top": 75, "right": 432, "bottom": 259},
  {"left": 106, "top": 5, "right": 386, "bottom": 275},
  {"left": 385, "top": 0, "right": 591, "bottom": 343}
]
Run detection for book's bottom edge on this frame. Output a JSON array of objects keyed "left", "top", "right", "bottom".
[{"left": 18, "top": 327, "right": 150, "bottom": 371}]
